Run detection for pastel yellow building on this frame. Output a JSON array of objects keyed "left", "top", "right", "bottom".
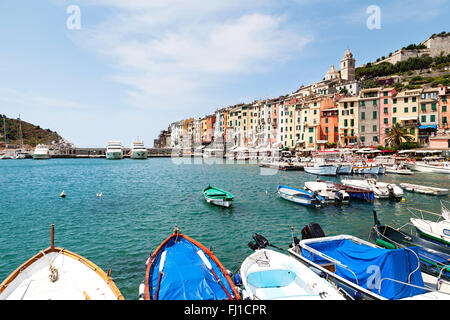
[
  {"left": 337, "top": 96, "right": 359, "bottom": 147},
  {"left": 391, "top": 89, "right": 421, "bottom": 143}
]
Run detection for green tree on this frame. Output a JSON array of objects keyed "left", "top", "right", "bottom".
[{"left": 386, "top": 123, "right": 414, "bottom": 149}]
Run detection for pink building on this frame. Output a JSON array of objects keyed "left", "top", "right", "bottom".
[{"left": 379, "top": 88, "right": 397, "bottom": 147}]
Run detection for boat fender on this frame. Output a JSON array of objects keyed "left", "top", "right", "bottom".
[
  {"left": 138, "top": 282, "right": 145, "bottom": 300},
  {"left": 233, "top": 273, "right": 243, "bottom": 286}
]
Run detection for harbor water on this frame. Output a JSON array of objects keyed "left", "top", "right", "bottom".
[{"left": 0, "top": 158, "right": 449, "bottom": 299}]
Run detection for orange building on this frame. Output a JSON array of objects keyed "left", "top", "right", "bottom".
[
  {"left": 318, "top": 97, "right": 339, "bottom": 150},
  {"left": 438, "top": 85, "right": 450, "bottom": 131}
]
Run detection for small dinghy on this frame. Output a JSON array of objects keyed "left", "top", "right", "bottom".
[
  {"left": 385, "top": 163, "right": 413, "bottom": 175},
  {"left": 341, "top": 178, "right": 403, "bottom": 200},
  {"left": 400, "top": 183, "right": 448, "bottom": 196},
  {"left": 142, "top": 226, "right": 240, "bottom": 300},
  {"left": 408, "top": 202, "right": 450, "bottom": 246},
  {"left": 304, "top": 164, "right": 337, "bottom": 176},
  {"left": 202, "top": 186, "right": 234, "bottom": 208},
  {"left": 316, "top": 179, "right": 374, "bottom": 202},
  {"left": 0, "top": 225, "right": 124, "bottom": 300},
  {"left": 239, "top": 234, "right": 344, "bottom": 300},
  {"left": 277, "top": 185, "right": 324, "bottom": 208}
]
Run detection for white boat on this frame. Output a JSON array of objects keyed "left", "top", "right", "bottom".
[
  {"left": 341, "top": 178, "right": 403, "bottom": 199},
  {"left": 407, "top": 160, "right": 450, "bottom": 174},
  {"left": 240, "top": 248, "right": 344, "bottom": 300},
  {"left": 304, "top": 181, "right": 350, "bottom": 204},
  {"left": 385, "top": 163, "right": 413, "bottom": 175},
  {"left": 400, "top": 183, "right": 448, "bottom": 195},
  {"left": 351, "top": 164, "right": 379, "bottom": 175},
  {"left": 0, "top": 225, "right": 124, "bottom": 300},
  {"left": 32, "top": 144, "right": 50, "bottom": 159},
  {"left": 129, "top": 140, "right": 148, "bottom": 159},
  {"left": 337, "top": 164, "right": 352, "bottom": 174},
  {"left": 289, "top": 233, "right": 450, "bottom": 300},
  {"left": 277, "top": 185, "right": 325, "bottom": 208},
  {"left": 105, "top": 141, "right": 123, "bottom": 160},
  {"left": 409, "top": 202, "right": 450, "bottom": 246},
  {"left": 304, "top": 164, "right": 337, "bottom": 176}
]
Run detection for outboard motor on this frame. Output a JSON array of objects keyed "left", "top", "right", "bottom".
[
  {"left": 301, "top": 222, "right": 325, "bottom": 240},
  {"left": 334, "top": 191, "right": 344, "bottom": 205},
  {"left": 386, "top": 184, "right": 400, "bottom": 201}
]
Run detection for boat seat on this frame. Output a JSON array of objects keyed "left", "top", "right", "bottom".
[{"left": 247, "top": 269, "right": 296, "bottom": 288}]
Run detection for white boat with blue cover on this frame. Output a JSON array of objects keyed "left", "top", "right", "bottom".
[
  {"left": 240, "top": 248, "right": 344, "bottom": 300},
  {"left": 277, "top": 185, "right": 324, "bottom": 208},
  {"left": 288, "top": 234, "right": 450, "bottom": 300},
  {"left": 304, "top": 181, "right": 349, "bottom": 204}
]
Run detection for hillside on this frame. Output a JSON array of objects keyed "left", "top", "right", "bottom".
[{"left": 0, "top": 115, "right": 73, "bottom": 149}]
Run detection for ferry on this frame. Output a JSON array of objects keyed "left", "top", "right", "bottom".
[
  {"left": 129, "top": 140, "right": 148, "bottom": 159},
  {"left": 105, "top": 141, "right": 123, "bottom": 160}
]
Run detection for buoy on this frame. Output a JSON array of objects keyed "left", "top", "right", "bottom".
[
  {"left": 60, "top": 190, "right": 66, "bottom": 198},
  {"left": 401, "top": 198, "right": 406, "bottom": 203},
  {"left": 96, "top": 192, "right": 103, "bottom": 198}
]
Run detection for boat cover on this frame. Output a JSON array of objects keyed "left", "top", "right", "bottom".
[
  {"left": 301, "top": 239, "right": 426, "bottom": 300},
  {"left": 147, "top": 236, "right": 235, "bottom": 300}
]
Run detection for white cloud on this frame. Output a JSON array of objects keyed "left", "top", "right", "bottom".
[{"left": 69, "top": 1, "right": 313, "bottom": 111}]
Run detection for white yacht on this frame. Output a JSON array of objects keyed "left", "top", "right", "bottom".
[
  {"left": 32, "top": 144, "right": 50, "bottom": 159},
  {"left": 105, "top": 141, "right": 123, "bottom": 160},
  {"left": 129, "top": 140, "right": 148, "bottom": 159}
]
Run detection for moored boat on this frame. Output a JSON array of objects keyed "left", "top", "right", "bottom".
[
  {"left": 239, "top": 234, "right": 345, "bottom": 300},
  {"left": 304, "top": 164, "right": 337, "bottom": 176},
  {"left": 337, "top": 164, "right": 352, "bottom": 174},
  {"left": 316, "top": 179, "right": 374, "bottom": 202},
  {"left": 202, "top": 186, "right": 234, "bottom": 208},
  {"left": 385, "top": 163, "right": 413, "bottom": 175},
  {"left": 400, "top": 183, "right": 448, "bottom": 196},
  {"left": 277, "top": 185, "right": 324, "bottom": 208},
  {"left": 0, "top": 224, "right": 124, "bottom": 300},
  {"left": 304, "top": 181, "right": 349, "bottom": 204},
  {"left": 32, "top": 144, "right": 50, "bottom": 160},
  {"left": 288, "top": 225, "right": 450, "bottom": 300},
  {"left": 408, "top": 202, "right": 450, "bottom": 246},
  {"left": 141, "top": 226, "right": 240, "bottom": 300},
  {"left": 341, "top": 178, "right": 403, "bottom": 200},
  {"left": 407, "top": 161, "right": 450, "bottom": 174},
  {"left": 129, "top": 140, "right": 148, "bottom": 159},
  {"left": 105, "top": 140, "right": 123, "bottom": 160},
  {"left": 351, "top": 165, "right": 379, "bottom": 175}
]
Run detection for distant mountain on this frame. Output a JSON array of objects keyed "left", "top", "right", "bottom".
[{"left": 0, "top": 115, "right": 73, "bottom": 149}]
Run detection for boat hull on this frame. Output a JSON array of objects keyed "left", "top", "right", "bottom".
[
  {"left": 277, "top": 185, "right": 324, "bottom": 207},
  {"left": 0, "top": 247, "right": 124, "bottom": 300},
  {"left": 32, "top": 154, "right": 50, "bottom": 160},
  {"left": 204, "top": 196, "right": 232, "bottom": 208},
  {"left": 130, "top": 150, "right": 148, "bottom": 159},
  {"left": 400, "top": 183, "right": 448, "bottom": 196},
  {"left": 337, "top": 165, "right": 352, "bottom": 174},
  {"left": 304, "top": 166, "right": 337, "bottom": 176},
  {"left": 352, "top": 166, "right": 379, "bottom": 175},
  {"left": 408, "top": 162, "right": 450, "bottom": 174},
  {"left": 411, "top": 218, "right": 450, "bottom": 246},
  {"left": 106, "top": 151, "right": 123, "bottom": 160}
]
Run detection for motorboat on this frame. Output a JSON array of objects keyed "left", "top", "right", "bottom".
[
  {"left": 202, "top": 186, "right": 234, "bottom": 208},
  {"left": 385, "top": 163, "right": 413, "bottom": 175},
  {"left": 304, "top": 181, "right": 349, "bottom": 204},
  {"left": 277, "top": 185, "right": 324, "bottom": 208},
  {"left": 239, "top": 234, "right": 345, "bottom": 300},
  {"left": 408, "top": 201, "right": 450, "bottom": 246},
  {"left": 407, "top": 160, "right": 450, "bottom": 174},
  {"left": 105, "top": 141, "right": 123, "bottom": 160},
  {"left": 316, "top": 179, "right": 374, "bottom": 202},
  {"left": 288, "top": 225, "right": 450, "bottom": 300},
  {"left": 369, "top": 211, "right": 450, "bottom": 284},
  {"left": 351, "top": 164, "right": 379, "bottom": 175},
  {"left": 32, "top": 144, "right": 50, "bottom": 160},
  {"left": 400, "top": 183, "right": 448, "bottom": 196},
  {"left": 129, "top": 140, "right": 148, "bottom": 159},
  {"left": 141, "top": 226, "right": 240, "bottom": 300},
  {"left": 304, "top": 164, "right": 337, "bottom": 176},
  {"left": 0, "top": 225, "right": 124, "bottom": 300},
  {"left": 341, "top": 178, "right": 403, "bottom": 200}
]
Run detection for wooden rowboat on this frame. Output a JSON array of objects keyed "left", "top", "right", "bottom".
[
  {"left": 0, "top": 225, "right": 124, "bottom": 300},
  {"left": 202, "top": 186, "right": 234, "bottom": 208},
  {"left": 400, "top": 183, "right": 448, "bottom": 196}
]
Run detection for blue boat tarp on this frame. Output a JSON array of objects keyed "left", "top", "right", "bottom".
[
  {"left": 301, "top": 239, "right": 426, "bottom": 300},
  {"left": 418, "top": 125, "right": 437, "bottom": 129},
  {"left": 148, "top": 236, "right": 235, "bottom": 300}
]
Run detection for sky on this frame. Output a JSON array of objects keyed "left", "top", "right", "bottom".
[{"left": 0, "top": 0, "right": 448, "bottom": 147}]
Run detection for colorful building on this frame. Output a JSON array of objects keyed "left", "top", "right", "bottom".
[
  {"left": 378, "top": 87, "right": 397, "bottom": 147},
  {"left": 438, "top": 86, "right": 450, "bottom": 131},
  {"left": 337, "top": 96, "right": 359, "bottom": 147}
]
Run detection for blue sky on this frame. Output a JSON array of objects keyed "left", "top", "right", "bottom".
[{"left": 0, "top": 0, "right": 448, "bottom": 147}]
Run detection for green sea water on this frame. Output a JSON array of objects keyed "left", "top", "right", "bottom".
[{"left": 0, "top": 158, "right": 449, "bottom": 299}]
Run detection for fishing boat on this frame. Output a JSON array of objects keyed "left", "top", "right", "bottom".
[
  {"left": 141, "top": 226, "right": 240, "bottom": 300},
  {"left": 407, "top": 160, "right": 450, "bottom": 174},
  {"left": 277, "top": 185, "right": 324, "bottom": 208},
  {"left": 385, "top": 163, "right": 413, "bottom": 175},
  {"left": 288, "top": 225, "right": 450, "bottom": 300},
  {"left": 32, "top": 144, "right": 50, "bottom": 160},
  {"left": 316, "top": 179, "right": 374, "bottom": 202},
  {"left": 304, "top": 181, "right": 349, "bottom": 204},
  {"left": 0, "top": 225, "right": 124, "bottom": 300},
  {"left": 408, "top": 201, "right": 450, "bottom": 246},
  {"left": 369, "top": 211, "right": 450, "bottom": 283},
  {"left": 337, "top": 164, "right": 352, "bottom": 174},
  {"left": 351, "top": 165, "right": 380, "bottom": 175},
  {"left": 341, "top": 178, "right": 403, "bottom": 200},
  {"left": 400, "top": 183, "right": 448, "bottom": 196},
  {"left": 303, "top": 164, "right": 337, "bottom": 176},
  {"left": 202, "top": 186, "right": 234, "bottom": 208},
  {"left": 239, "top": 234, "right": 345, "bottom": 300}
]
